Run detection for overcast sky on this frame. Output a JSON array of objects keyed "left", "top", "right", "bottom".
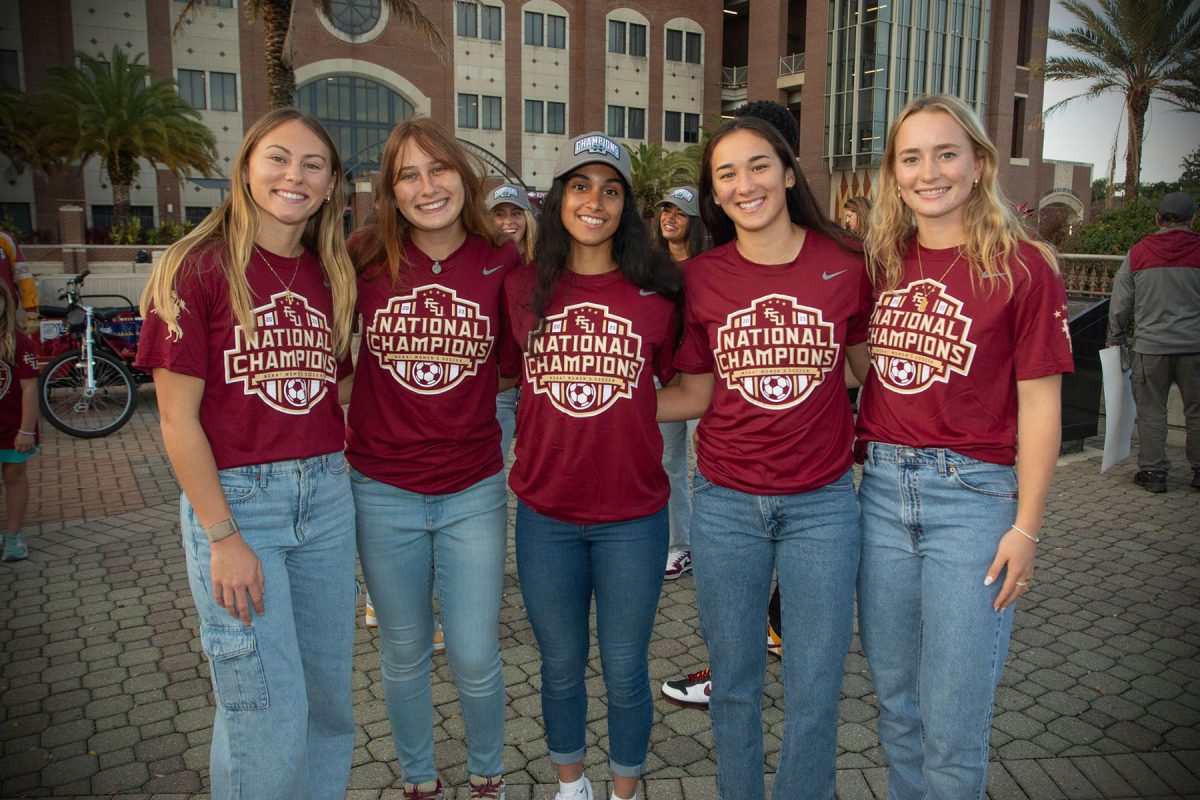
[{"left": 1039, "top": 1, "right": 1200, "bottom": 184}]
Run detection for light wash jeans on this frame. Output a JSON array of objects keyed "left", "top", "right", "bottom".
[
  {"left": 515, "top": 501, "right": 668, "bottom": 777},
  {"left": 691, "top": 468, "right": 859, "bottom": 800},
  {"left": 496, "top": 387, "right": 519, "bottom": 464},
  {"left": 857, "top": 442, "right": 1019, "bottom": 800},
  {"left": 351, "top": 467, "right": 507, "bottom": 784},
  {"left": 181, "top": 453, "right": 356, "bottom": 800},
  {"left": 659, "top": 417, "right": 698, "bottom": 550}
]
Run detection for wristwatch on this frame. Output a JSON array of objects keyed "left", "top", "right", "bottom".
[{"left": 205, "top": 518, "right": 240, "bottom": 543}]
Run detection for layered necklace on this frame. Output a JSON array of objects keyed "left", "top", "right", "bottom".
[{"left": 253, "top": 244, "right": 302, "bottom": 303}]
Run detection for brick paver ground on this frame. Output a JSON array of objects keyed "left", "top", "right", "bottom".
[{"left": 1, "top": 387, "right": 1198, "bottom": 799}]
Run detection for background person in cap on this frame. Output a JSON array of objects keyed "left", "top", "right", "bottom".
[
  {"left": 502, "top": 131, "right": 681, "bottom": 800},
  {"left": 653, "top": 186, "right": 706, "bottom": 264},
  {"left": 486, "top": 183, "right": 539, "bottom": 464},
  {"left": 1108, "top": 191, "right": 1200, "bottom": 492}
]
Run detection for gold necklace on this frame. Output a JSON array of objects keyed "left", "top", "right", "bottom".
[
  {"left": 915, "top": 241, "right": 965, "bottom": 285},
  {"left": 253, "top": 244, "right": 301, "bottom": 302}
]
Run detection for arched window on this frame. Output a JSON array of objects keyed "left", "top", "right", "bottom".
[{"left": 295, "top": 76, "right": 415, "bottom": 176}]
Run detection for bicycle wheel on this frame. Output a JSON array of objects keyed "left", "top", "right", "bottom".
[{"left": 39, "top": 349, "right": 138, "bottom": 438}]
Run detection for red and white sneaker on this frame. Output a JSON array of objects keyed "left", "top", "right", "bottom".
[
  {"left": 469, "top": 774, "right": 505, "bottom": 799},
  {"left": 403, "top": 779, "right": 443, "bottom": 800},
  {"left": 664, "top": 549, "right": 692, "bottom": 580},
  {"left": 660, "top": 667, "right": 711, "bottom": 708}
]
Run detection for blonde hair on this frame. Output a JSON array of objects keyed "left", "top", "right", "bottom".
[
  {"left": 865, "top": 94, "right": 1058, "bottom": 296},
  {"left": 515, "top": 208, "right": 539, "bottom": 261},
  {"left": 350, "top": 117, "right": 501, "bottom": 284},
  {"left": 140, "top": 109, "right": 356, "bottom": 357},
  {"left": 0, "top": 280, "right": 15, "bottom": 363}
]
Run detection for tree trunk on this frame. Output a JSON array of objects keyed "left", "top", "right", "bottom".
[
  {"left": 262, "top": 0, "right": 296, "bottom": 109},
  {"left": 1124, "top": 91, "right": 1150, "bottom": 203},
  {"left": 108, "top": 154, "right": 137, "bottom": 231}
]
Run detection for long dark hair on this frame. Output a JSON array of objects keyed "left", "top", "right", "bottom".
[
  {"left": 653, "top": 204, "right": 708, "bottom": 261},
  {"left": 529, "top": 173, "right": 683, "bottom": 336},
  {"left": 700, "top": 116, "right": 858, "bottom": 254}
]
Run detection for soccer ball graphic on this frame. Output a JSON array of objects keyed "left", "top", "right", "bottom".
[
  {"left": 282, "top": 379, "right": 309, "bottom": 406},
  {"left": 888, "top": 358, "right": 917, "bottom": 387},
  {"left": 759, "top": 375, "right": 791, "bottom": 403},
  {"left": 565, "top": 382, "right": 596, "bottom": 410},
  {"left": 412, "top": 361, "right": 443, "bottom": 388}
]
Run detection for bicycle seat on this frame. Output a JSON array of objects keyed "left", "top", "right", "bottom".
[
  {"left": 94, "top": 306, "right": 140, "bottom": 321},
  {"left": 39, "top": 305, "right": 70, "bottom": 318}
]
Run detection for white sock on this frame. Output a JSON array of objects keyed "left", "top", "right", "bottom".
[
  {"left": 610, "top": 793, "right": 636, "bottom": 800},
  {"left": 559, "top": 776, "right": 587, "bottom": 796}
]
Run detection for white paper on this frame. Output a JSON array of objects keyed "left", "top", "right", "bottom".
[{"left": 1100, "top": 346, "right": 1135, "bottom": 473}]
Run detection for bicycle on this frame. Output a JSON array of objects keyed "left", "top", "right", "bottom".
[{"left": 37, "top": 269, "right": 149, "bottom": 438}]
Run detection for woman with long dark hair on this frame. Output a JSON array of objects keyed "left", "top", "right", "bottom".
[
  {"left": 503, "top": 132, "right": 681, "bottom": 800},
  {"left": 856, "top": 94, "right": 1071, "bottom": 800},
  {"left": 657, "top": 116, "right": 871, "bottom": 800},
  {"left": 345, "top": 117, "right": 519, "bottom": 800}
]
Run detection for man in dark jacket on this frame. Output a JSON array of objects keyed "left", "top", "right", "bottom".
[{"left": 1109, "top": 192, "right": 1200, "bottom": 492}]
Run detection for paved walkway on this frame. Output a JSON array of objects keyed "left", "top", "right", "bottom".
[{"left": 1, "top": 387, "right": 1198, "bottom": 799}]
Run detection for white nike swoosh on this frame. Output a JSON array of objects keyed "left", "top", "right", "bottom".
[
  {"left": 639, "top": 289, "right": 657, "bottom": 296},
  {"left": 483, "top": 264, "right": 505, "bottom": 275},
  {"left": 822, "top": 270, "right": 848, "bottom": 280}
]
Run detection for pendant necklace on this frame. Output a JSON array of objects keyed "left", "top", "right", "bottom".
[
  {"left": 915, "top": 241, "right": 965, "bottom": 285},
  {"left": 431, "top": 260, "right": 443, "bottom": 275},
  {"left": 253, "top": 244, "right": 302, "bottom": 302}
]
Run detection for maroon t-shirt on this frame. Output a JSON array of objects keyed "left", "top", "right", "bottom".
[
  {"left": 135, "top": 245, "right": 347, "bottom": 470},
  {"left": 855, "top": 240, "right": 1075, "bottom": 465},
  {"left": 674, "top": 234, "right": 871, "bottom": 495},
  {"left": 504, "top": 265, "right": 677, "bottom": 524},
  {"left": 0, "top": 333, "right": 39, "bottom": 448},
  {"left": 345, "top": 235, "right": 521, "bottom": 494}
]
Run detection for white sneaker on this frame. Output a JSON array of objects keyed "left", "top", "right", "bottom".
[
  {"left": 554, "top": 775, "right": 594, "bottom": 800},
  {"left": 433, "top": 620, "right": 445, "bottom": 652},
  {"left": 364, "top": 599, "right": 378, "bottom": 627},
  {"left": 664, "top": 548, "right": 692, "bottom": 580},
  {"left": 660, "top": 667, "right": 711, "bottom": 709}
]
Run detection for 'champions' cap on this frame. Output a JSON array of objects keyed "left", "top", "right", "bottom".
[
  {"left": 553, "top": 132, "right": 633, "bottom": 187},
  {"left": 1157, "top": 191, "right": 1196, "bottom": 221},
  {"left": 486, "top": 184, "right": 533, "bottom": 213},
  {"left": 656, "top": 186, "right": 700, "bottom": 217}
]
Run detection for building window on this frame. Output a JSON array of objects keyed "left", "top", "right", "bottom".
[
  {"left": 607, "top": 105, "right": 626, "bottom": 139},
  {"left": 480, "top": 5, "right": 502, "bottom": 40},
  {"left": 683, "top": 112, "right": 700, "bottom": 143},
  {"left": 1011, "top": 96, "right": 1027, "bottom": 158},
  {"left": 666, "top": 29, "right": 683, "bottom": 61},
  {"left": 547, "top": 101, "right": 566, "bottom": 135},
  {"left": 0, "top": 203, "right": 31, "bottom": 236},
  {"left": 210, "top": 71, "right": 237, "bottom": 111},
  {"left": 185, "top": 206, "right": 212, "bottom": 227},
  {"left": 91, "top": 205, "right": 154, "bottom": 233},
  {"left": 664, "top": 111, "right": 681, "bottom": 143},
  {"left": 627, "top": 107, "right": 645, "bottom": 140},
  {"left": 546, "top": 14, "right": 566, "bottom": 48},
  {"left": 458, "top": 93, "right": 479, "bottom": 128},
  {"left": 524, "top": 100, "right": 544, "bottom": 133},
  {"left": 685, "top": 32, "right": 702, "bottom": 64},
  {"left": 0, "top": 50, "right": 19, "bottom": 88},
  {"left": 178, "top": 69, "right": 206, "bottom": 109},
  {"left": 629, "top": 24, "right": 647, "bottom": 57},
  {"left": 456, "top": 1, "right": 477, "bottom": 37},
  {"left": 482, "top": 95, "right": 502, "bottom": 130},
  {"left": 328, "top": 0, "right": 380, "bottom": 36},
  {"left": 524, "top": 12, "right": 543, "bottom": 46},
  {"left": 608, "top": 20, "right": 626, "bottom": 54},
  {"left": 296, "top": 75, "right": 416, "bottom": 175}
]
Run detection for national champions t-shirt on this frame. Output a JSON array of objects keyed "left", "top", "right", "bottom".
[
  {"left": 855, "top": 239, "right": 1075, "bottom": 465},
  {"left": 0, "top": 332, "right": 40, "bottom": 447},
  {"left": 135, "top": 245, "right": 348, "bottom": 470},
  {"left": 345, "top": 234, "right": 521, "bottom": 494},
  {"left": 503, "top": 265, "right": 678, "bottom": 524},
  {"left": 674, "top": 233, "right": 872, "bottom": 495}
]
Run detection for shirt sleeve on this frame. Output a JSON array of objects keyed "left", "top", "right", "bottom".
[
  {"left": 651, "top": 300, "right": 678, "bottom": 385},
  {"left": 1012, "top": 253, "right": 1075, "bottom": 380},
  {"left": 15, "top": 333, "right": 39, "bottom": 379},
  {"left": 672, "top": 273, "right": 714, "bottom": 373},
  {"left": 133, "top": 257, "right": 218, "bottom": 379},
  {"left": 1107, "top": 255, "right": 1133, "bottom": 342}
]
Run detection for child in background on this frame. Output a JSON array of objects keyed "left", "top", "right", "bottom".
[{"left": 0, "top": 281, "right": 39, "bottom": 562}]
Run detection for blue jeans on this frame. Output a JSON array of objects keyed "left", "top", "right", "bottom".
[
  {"left": 857, "top": 443, "right": 1019, "bottom": 800},
  {"left": 181, "top": 453, "right": 356, "bottom": 800},
  {"left": 352, "top": 468, "right": 507, "bottom": 783},
  {"left": 496, "top": 387, "right": 518, "bottom": 463},
  {"left": 515, "top": 501, "right": 668, "bottom": 777},
  {"left": 691, "top": 468, "right": 860, "bottom": 800},
  {"left": 660, "top": 418, "right": 698, "bottom": 550}
]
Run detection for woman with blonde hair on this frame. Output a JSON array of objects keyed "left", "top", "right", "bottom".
[
  {"left": 137, "top": 108, "right": 358, "bottom": 799},
  {"left": 345, "top": 117, "right": 519, "bottom": 800},
  {"left": 842, "top": 195, "right": 872, "bottom": 237},
  {"left": 855, "top": 94, "right": 1073, "bottom": 799}
]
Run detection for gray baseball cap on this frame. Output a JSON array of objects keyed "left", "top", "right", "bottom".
[
  {"left": 486, "top": 183, "right": 533, "bottom": 213},
  {"left": 553, "top": 131, "right": 633, "bottom": 187},
  {"left": 1158, "top": 191, "right": 1196, "bottom": 221},
  {"left": 657, "top": 186, "right": 700, "bottom": 217}
]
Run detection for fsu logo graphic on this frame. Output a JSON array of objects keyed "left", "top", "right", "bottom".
[
  {"left": 224, "top": 292, "right": 337, "bottom": 414},
  {"left": 525, "top": 302, "right": 644, "bottom": 418},
  {"left": 714, "top": 294, "right": 839, "bottom": 410},
  {"left": 365, "top": 285, "right": 493, "bottom": 395},
  {"left": 0, "top": 361, "right": 10, "bottom": 399},
  {"left": 869, "top": 279, "right": 977, "bottom": 394}
]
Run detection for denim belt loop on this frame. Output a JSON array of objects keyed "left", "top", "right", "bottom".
[{"left": 936, "top": 448, "right": 948, "bottom": 476}]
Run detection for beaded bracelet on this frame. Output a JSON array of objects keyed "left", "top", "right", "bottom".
[{"left": 1011, "top": 524, "right": 1040, "bottom": 544}]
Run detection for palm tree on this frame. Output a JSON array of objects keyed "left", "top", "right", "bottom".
[
  {"left": 35, "top": 47, "right": 219, "bottom": 229},
  {"left": 0, "top": 86, "right": 57, "bottom": 180},
  {"left": 1038, "top": 0, "right": 1200, "bottom": 202},
  {"left": 176, "top": 0, "right": 445, "bottom": 109},
  {"left": 627, "top": 142, "right": 702, "bottom": 218}
]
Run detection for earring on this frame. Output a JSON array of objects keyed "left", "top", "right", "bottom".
[
  {"left": 896, "top": 186, "right": 901, "bottom": 197},
  {"left": 973, "top": 178, "right": 979, "bottom": 189}
]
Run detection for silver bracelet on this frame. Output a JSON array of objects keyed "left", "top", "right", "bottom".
[
  {"left": 17, "top": 429, "right": 35, "bottom": 436},
  {"left": 1011, "top": 524, "right": 1040, "bottom": 544}
]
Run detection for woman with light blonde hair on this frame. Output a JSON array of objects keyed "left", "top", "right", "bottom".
[
  {"left": 136, "top": 108, "right": 358, "bottom": 800},
  {"left": 842, "top": 194, "right": 872, "bottom": 237},
  {"left": 854, "top": 94, "right": 1072, "bottom": 800}
]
